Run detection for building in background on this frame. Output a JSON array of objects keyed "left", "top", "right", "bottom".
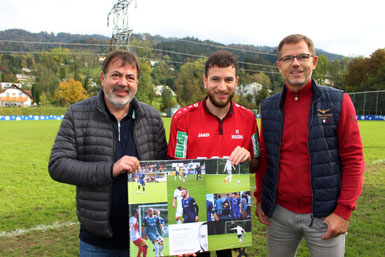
[
  {"left": 236, "top": 82, "right": 263, "bottom": 103},
  {"left": 0, "top": 84, "right": 33, "bottom": 107}
]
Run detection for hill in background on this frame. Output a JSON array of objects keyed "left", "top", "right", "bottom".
[{"left": 0, "top": 29, "right": 344, "bottom": 63}]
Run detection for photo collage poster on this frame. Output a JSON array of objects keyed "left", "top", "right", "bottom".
[{"left": 128, "top": 158, "right": 252, "bottom": 256}]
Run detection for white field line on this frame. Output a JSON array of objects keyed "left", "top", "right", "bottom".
[
  {"left": 0, "top": 221, "right": 79, "bottom": 238},
  {"left": 367, "top": 159, "right": 385, "bottom": 165}
]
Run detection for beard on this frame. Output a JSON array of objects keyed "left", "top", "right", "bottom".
[
  {"left": 286, "top": 70, "right": 312, "bottom": 89},
  {"left": 103, "top": 85, "right": 136, "bottom": 109},
  {"left": 207, "top": 89, "right": 234, "bottom": 108}
]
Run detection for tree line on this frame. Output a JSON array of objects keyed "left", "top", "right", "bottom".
[{"left": 1, "top": 30, "right": 384, "bottom": 112}]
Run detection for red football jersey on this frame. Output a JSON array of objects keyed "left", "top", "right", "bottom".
[{"left": 167, "top": 99, "right": 260, "bottom": 160}]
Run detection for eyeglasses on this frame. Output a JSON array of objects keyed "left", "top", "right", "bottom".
[{"left": 278, "top": 53, "right": 314, "bottom": 63}]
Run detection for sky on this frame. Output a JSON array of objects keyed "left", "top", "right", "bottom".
[{"left": 1, "top": 0, "right": 384, "bottom": 57}]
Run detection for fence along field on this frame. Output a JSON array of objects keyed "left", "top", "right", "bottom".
[{"left": 0, "top": 119, "right": 384, "bottom": 256}]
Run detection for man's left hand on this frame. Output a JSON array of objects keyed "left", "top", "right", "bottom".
[
  {"left": 321, "top": 212, "right": 349, "bottom": 239},
  {"left": 229, "top": 146, "right": 250, "bottom": 165}
]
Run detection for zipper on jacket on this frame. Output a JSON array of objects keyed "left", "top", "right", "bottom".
[
  {"left": 118, "top": 121, "right": 121, "bottom": 142},
  {"left": 271, "top": 102, "right": 284, "bottom": 217},
  {"left": 308, "top": 95, "right": 321, "bottom": 224}
]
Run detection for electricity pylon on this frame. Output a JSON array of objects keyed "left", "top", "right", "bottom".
[{"left": 107, "top": 0, "right": 137, "bottom": 51}]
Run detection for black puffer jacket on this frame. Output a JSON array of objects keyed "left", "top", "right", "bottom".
[{"left": 48, "top": 90, "right": 167, "bottom": 237}]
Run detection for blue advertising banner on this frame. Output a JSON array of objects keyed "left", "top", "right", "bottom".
[
  {"left": 1, "top": 115, "right": 384, "bottom": 121},
  {"left": 0, "top": 115, "right": 64, "bottom": 121},
  {"left": 357, "top": 115, "right": 385, "bottom": 121}
]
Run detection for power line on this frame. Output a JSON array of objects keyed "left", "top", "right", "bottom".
[
  {"left": 0, "top": 50, "right": 280, "bottom": 74},
  {"left": 0, "top": 39, "right": 278, "bottom": 69},
  {"left": 0, "top": 40, "right": 279, "bottom": 73}
]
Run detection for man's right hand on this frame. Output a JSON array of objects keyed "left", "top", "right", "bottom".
[
  {"left": 112, "top": 155, "right": 140, "bottom": 177},
  {"left": 256, "top": 202, "right": 270, "bottom": 225}
]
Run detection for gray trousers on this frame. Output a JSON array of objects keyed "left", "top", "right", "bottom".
[{"left": 267, "top": 205, "right": 346, "bottom": 257}]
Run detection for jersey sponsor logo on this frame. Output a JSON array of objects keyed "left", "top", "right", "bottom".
[
  {"left": 175, "top": 131, "right": 188, "bottom": 158},
  {"left": 198, "top": 133, "right": 210, "bottom": 138},
  {"left": 231, "top": 129, "right": 243, "bottom": 139},
  {"left": 251, "top": 133, "right": 260, "bottom": 158}
]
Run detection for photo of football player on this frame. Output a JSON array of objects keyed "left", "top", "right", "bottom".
[
  {"left": 137, "top": 168, "right": 146, "bottom": 194},
  {"left": 181, "top": 188, "right": 199, "bottom": 223},
  {"left": 142, "top": 208, "right": 165, "bottom": 257},
  {"left": 223, "top": 159, "right": 235, "bottom": 184},
  {"left": 173, "top": 186, "right": 184, "bottom": 224},
  {"left": 129, "top": 209, "right": 148, "bottom": 257},
  {"left": 230, "top": 225, "right": 246, "bottom": 243}
]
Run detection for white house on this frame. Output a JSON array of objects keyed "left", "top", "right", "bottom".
[
  {"left": 155, "top": 85, "right": 176, "bottom": 97},
  {"left": 236, "top": 82, "right": 263, "bottom": 102},
  {"left": 16, "top": 74, "right": 35, "bottom": 87},
  {"left": 0, "top": 84, "right": 33, "bottom": 107}
]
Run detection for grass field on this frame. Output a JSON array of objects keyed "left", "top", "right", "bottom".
[
  {"left": 0, "top": 119, "right": 385, "bottom": 256},
  {"left": 206, "top": 174, "right": 250, "bottom": 194},
  {"left": 128, "top": 181, "right": 167, "bottom": 203},
  {"left": 208, "top": 232, "right": 252, "bottom": 251}
]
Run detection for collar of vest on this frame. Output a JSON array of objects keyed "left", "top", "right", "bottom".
[{"left": 279, "top": 79, "right": 323, "bottom": 107}]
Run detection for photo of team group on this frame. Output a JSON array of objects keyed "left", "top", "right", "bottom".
[{"left": 128, "top": 158, "right": 252, "bottom": 256}]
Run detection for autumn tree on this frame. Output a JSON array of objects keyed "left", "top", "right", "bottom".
[
  {"left": 55, "top": 78, "right": 88, "bottom": 105},
  {"left": 345, "top": 57, "right": 370, "bottom": 92},
  {"left": 344, "top": 49, "right": 385, "bottom": 92},
  {"left": 367, "top": 49, "right": 385, "bottom": 90}
]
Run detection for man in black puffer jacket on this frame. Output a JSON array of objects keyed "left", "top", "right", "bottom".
[{"left": 49, "top": 50, "right": 167, "bottom": 256}]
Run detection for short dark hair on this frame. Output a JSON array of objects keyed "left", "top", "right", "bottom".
[
  {"left": 277, "top": 34, "right": 316, "bottom": 58},
  {"left": 102, "top": 50, "right": 141, "bottom": 79},
  {"left": 132, "top": 208, "right": 139, "bottom": 216},
  {"left": 205, "top": 50, "right": 238, "bottom": 77}
]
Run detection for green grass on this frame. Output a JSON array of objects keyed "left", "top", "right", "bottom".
[
  {"left": 208, "top": 232, "right": 252, "bottom": 251},
  {"left": 206, "top": 174, "right": 250, "bottom": 194},
  {"left": 128, "top": 181, "right": 167, "bottom": 203},
  {"left": 0, "top": 119, "right": 384, "bottom": 256},
  {"left": 0, "top": 121, "right": 76, "bottom": 232},
  {"left": 357, "top": 121, "right": 385, "bottom": 164}
]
